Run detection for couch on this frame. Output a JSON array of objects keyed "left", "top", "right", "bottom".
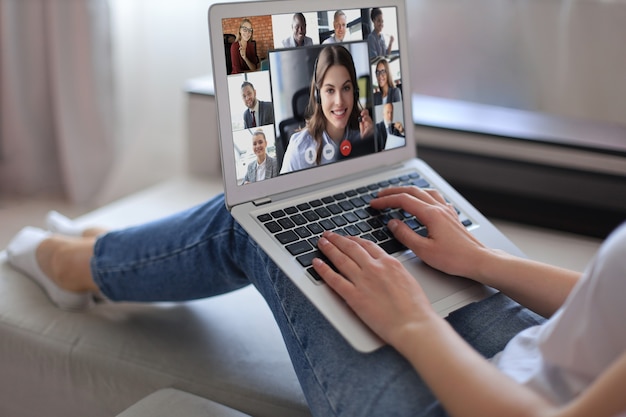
[{"left": 0, "top": 178, "right": 311, "bottom": 417}]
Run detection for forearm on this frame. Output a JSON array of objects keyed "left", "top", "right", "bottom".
[
  {"left": 396, "top": 315, "right": 557, "bottom": 417},
  {"left": 474, "top": 249, "right": 580, "bottom": 318}
]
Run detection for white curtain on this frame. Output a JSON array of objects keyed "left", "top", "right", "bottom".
[{"left": 0, "top": 0, "right": 115, "bottom": 204}]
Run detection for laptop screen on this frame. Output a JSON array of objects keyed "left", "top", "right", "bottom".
[{"left": 219, "top": 7, "right": 407, "bottom": 186}]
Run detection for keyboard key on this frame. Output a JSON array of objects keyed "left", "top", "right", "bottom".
[
  {"left": 271, "top": 209, "right": 286, "bottom": 218},
  {"left": 361, "top": 194, "right": 374, "bottom": 204},
  {"left": 290, "top": 214, "right": 307, "bottom": 226},
  {"left": 405, "top": 219, "right": 421, "bottom": 230},
  {"left": 308, "top": 236, "right": 320, "bottom": 248},
  {"left": 344, "top": 225, "right": 360, "bottom": 236},
  {"left": 309, "top": 199, "right": 323, "bottom": 207},
  {"left": 307, "top": 223, "right": 324, "bottom": 235},
  {"left": 294, "top": 226, "right": 312, "bottom": 238},
  {"left": 297, "top": 202, "right": 311, "bottom": 211},
  {"left": 296, "top": 250, "right": 321, "bottom": 267},
  {"left": 286, "top": 240, "right": 313, "bottom": 256},
  {"left": 343, "top": 212, "right": 359, "bottom": 223},
  {"left": 314, "top": 207, "right": 332, "bottom": 218},
  {"left": 278, "top": 218, "right": 295, "bottom": 229},
  {"left": 327, "top": 203, "right": 342, "bottom": 215},
  {"left": 257, "top": 213, "right": 272, "bottom": 222},
  {"left": 284, "top": 206, "right": 298, "bottom": 215},
  {"left": 303, "top": 210, "right": 320, "bottom": 222},
  {"left": 264, "top": 221, "right": 282, "bottom": 233},
  {"left": 332, "top": 216, "right": 348, "bottom": 227},
  {"left": 365, "top": 207, "right": 380, "bottom": 216},
  {"left": 367, "top": 217, "right": 383, "bottom": 229},
  {"left": 349, "top": 197, "right": 366, "bottom": 208},
  {"left": 372, "top": 229, "right": 389, "bottom": 241},
  {"left": 307, "top": 267, "right": 323, "bottom": 281},
  {"left": 319, "top": 219, "right": 335, "bottom": 230},
  {"left": 339, "top": 200, "right": 354, "bottom": 211},
  {"left": 276, "top": 230, "right": 299, "bottom": 244},
  {"left": 379, "top": 239, "right": 406, "bottom": 255},
  {"left": 412, "top": 178, "right": 430, "bottom": 188},
  {"left": 360, "top": 233, "right": 377, "bottom": 242}
]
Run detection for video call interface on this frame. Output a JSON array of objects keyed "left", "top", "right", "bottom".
[{"left": 222, "top": 7, "right": 406, "bottom": 185}]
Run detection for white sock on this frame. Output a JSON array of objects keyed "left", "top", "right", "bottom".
[
  {"left": 7, "top": 227, "right": 94, "bottom": 310},
  {"left": 46, "top": 211, "right": 84, "bottom": 237}
]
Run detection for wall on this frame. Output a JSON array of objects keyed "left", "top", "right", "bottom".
[
  {"left": 96, "top": 0, "right": 215, "bottom": 204},
  {"left": 99, "top": 0, "right": 625, "bottom": 206},
  {"left": 406, "top": 0, "right": 626, "bottom": 127}
]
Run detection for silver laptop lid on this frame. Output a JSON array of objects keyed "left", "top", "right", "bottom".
[{"left": 208, "top": 0, "right": 415, "bottom": 209}]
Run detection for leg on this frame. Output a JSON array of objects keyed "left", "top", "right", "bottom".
[
  {"left": 91, "top": 195, "right": 251, "bottom": 301},
  {"left": 89, "top": 194, "right": 544, "bottom": 416},
  {"left": 7, "top": 228, "right": 97, "bottom": 309},
  {"left": 9, "top": 193, "right": 545, "bottom": 416},
  {"left": 46, "top": 210, "right": 107, "bottom": 238},
  {"left": 38, "top": 235, "right": 99, "bottom": 293}
]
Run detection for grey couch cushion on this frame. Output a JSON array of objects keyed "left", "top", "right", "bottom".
[
  {"left": 116, "top": 388, "right": 252, "bottom": 417},
  {"left": 0, "top": 250, "right": 310, "bottom": 417}
]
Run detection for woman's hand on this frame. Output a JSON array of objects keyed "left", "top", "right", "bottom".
[
  {"left": 313, "top": 231, "right": 436, "bottom": 347},
  {"left": 372, "top": 186, "right": 490, "bottom": 280},
  {"left": 358, "top": 108, "right": 374, "bottom": 139}
]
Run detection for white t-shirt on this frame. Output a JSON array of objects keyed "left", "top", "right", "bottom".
[{"left": 491, "top": 223, "right": 626, "bottom": 412}]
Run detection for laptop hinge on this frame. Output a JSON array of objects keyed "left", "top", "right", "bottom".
[{"left": 252, "top": 197, "right": 272, "bottom": 206}]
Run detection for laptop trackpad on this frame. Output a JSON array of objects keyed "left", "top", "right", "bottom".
[{"left": 400, "top": 253, "right": 477, "bottom": 304}]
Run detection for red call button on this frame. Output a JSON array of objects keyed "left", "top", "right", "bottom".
[{"left": 340, "top": 139, "right": 352, "bottom": 156}]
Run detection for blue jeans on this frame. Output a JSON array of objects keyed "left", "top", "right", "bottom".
[{"left": 91, "top": 194, "right": 545, "bottom": 417}]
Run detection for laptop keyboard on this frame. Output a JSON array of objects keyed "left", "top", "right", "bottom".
[{"left": 256, "top": 172, "right": 473, "bottom": 282}]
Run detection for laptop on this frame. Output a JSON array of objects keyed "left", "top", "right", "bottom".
[{"left": 208, "top": 0, "right": 523, "bottom": 352}]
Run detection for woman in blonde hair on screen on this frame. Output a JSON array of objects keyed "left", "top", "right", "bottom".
[{"left": 230, "top": 18, "right": 259, "bottom": 74}]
